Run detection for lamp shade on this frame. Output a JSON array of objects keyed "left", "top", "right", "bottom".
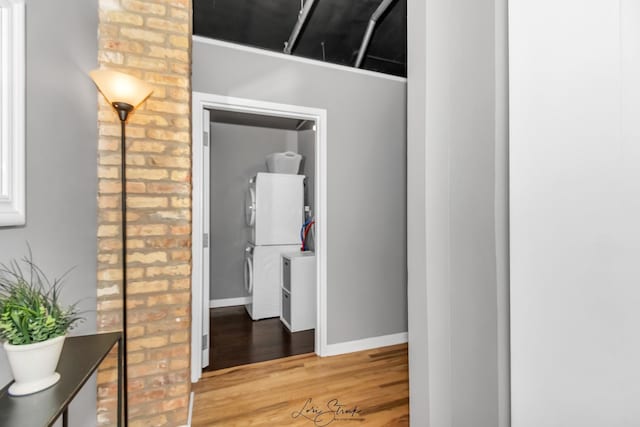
[{"left": 89, "top": 69, "right": 153, "bottom": 109}]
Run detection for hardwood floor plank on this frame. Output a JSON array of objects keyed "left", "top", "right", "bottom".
[{"left": 192, "top": 344, "right": 409, "bottom": 426}]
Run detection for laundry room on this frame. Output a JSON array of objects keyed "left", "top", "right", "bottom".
[{"left": 207, "top": 108, "right": 318, "bottom": 370}]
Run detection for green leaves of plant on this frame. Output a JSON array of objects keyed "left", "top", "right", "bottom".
[{"left": 0, "top": 248, "right": 83, "bottom": 346}]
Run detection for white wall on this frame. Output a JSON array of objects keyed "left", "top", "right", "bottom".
[
  {"left": 510, "top": 1, "right": 640, "bottom": 425},
  {"left": 407, "top": 0, "right": 509, "bottom": 426}
]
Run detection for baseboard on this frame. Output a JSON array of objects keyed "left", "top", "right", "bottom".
[
  {"left": 322, "top": 332, "right": 408, "bottom": 357},
  {"left": 210, "top": 297, "right": 250, "bottom": 308},
  {"left": 178, "top": 391, "right": 194, "bottom": 427}
]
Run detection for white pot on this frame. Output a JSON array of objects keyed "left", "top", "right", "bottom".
[{"left": 3, "top": 335, "right": 65, "bottom": 396}]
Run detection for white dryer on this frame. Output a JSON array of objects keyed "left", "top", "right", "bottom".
[
  {"left": 244, "top": 243, "right": 300, "bottom": 320},
  {"left": 245, "top": 172, "right": 305, "bottom": 246}
]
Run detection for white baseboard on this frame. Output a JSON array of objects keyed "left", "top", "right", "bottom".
[
  {"left": 322, "top": 332, "right": 408, "bottom": 357},
  {"left": 177, "top": 391, "right": 194, "bottom": 427},
  {"left": 210, "top": 297, "right": 250, "bottom": 308}
]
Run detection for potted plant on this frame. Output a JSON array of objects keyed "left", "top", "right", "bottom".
[{"left": 0, "top": 249, "right": 82, "bottom": 396}]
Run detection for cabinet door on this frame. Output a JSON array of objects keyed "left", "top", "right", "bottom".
[{"left": 281, "top": 289, "right": 291, "bottom": 327}]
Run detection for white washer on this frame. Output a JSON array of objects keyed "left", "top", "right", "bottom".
[
  {"left": 244, "top": 243, "right": 300, "bottom": 320},
  {"left": 245, "top": 172, "right": 305, "bottom": 246}
]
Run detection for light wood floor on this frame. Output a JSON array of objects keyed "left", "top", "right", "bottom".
[{"left": 192, "top": 344, "right": 409, "bottom": 426}]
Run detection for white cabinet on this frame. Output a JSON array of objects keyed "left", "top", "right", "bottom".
[{"left": 280, "top": 252, "right": 316, "bottom": 332}]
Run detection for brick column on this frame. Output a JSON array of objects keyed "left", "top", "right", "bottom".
[{"left": 95, "top": 1, "right": 192, "bottom": 426}]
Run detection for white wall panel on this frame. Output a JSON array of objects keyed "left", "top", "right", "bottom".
[{"left": 510, "top": 1, "right": 640, "bottom": 425}]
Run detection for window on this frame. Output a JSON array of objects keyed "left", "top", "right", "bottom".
[{"left": 0, "top": 0, "right": 25, "bottom": 226}]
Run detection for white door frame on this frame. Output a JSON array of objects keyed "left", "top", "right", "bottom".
[{"left": 191, "top": 91, "right": 328, "bottom": 382}]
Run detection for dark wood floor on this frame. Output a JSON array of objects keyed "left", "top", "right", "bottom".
[{"left": 204, "top": 306, "right": 315, "bottom": 371}]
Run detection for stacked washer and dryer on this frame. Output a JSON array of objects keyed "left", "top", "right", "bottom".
[{"left": 244, "top": 170, "right": 305, "bottom": 320}]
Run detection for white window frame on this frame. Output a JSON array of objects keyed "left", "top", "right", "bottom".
[{"left": 0, "top": 0, "right": 25, "bottom": 226}]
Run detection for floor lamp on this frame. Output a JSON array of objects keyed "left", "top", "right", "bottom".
[{"left": 90, "top": 69, "right": 153, "bottom": 424}]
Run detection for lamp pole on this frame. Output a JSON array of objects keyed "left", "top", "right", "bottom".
[
  {"left": 114, "top": 102, "right": 133, "bottom": 425},
  {"left": 90, "top": 69, "right": 152, "bottom": 426}
]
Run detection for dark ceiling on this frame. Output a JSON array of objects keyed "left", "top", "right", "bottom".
[{"left": 193, "top": 0, "right": 407, "bottom": 77}]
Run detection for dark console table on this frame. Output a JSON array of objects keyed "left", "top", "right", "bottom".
[{"left": 0, "top": 332, "right": 123, "bottom": 427}]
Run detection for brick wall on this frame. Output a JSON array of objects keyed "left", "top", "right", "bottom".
[{"left": 95, "top": 1, "right": 192, "bottom": 425}]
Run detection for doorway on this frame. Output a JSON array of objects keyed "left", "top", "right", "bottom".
[{"left": 191, "top": 92, "right": 328, "bottom": 382}]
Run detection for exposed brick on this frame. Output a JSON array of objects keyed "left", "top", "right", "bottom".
[
  {"left": 126, "top": 154, "right": 147, "bottom": 166},
  {"left": 128, "top": 140, "right": 167, "bottom": 153},
  {"left": 128, "top": 309, "right": 168, "bottom": 324},
  {"left": 171, "top": 278, "right": 190, "bottom": 290},
  {"left": 128, "top": 325, "right": 146, "bottom": 338},
  {"left": 98, "top": 224, "right": 120, "bottom": 237},
  {"left": 98, "top": 166, "right": 119, "bottom": 179},
  {"left": 169, "top": 330, "right": 188, "bottom": 344},
  {"left": 98, "top": 138, "right": 120, "bottom": 152},
  {"left": 127, "top": 197, "right": 168, "bottom": 209},
  {"left": 170, "top": 197, "right": 190, "bottom": 208},
  {"left": 128, "top": 362, "right": 170, "bottom": 379},
  {"left": 146, "top": 292, "right": 190, "bottom": 307},
  {"left": 150, "top": 155, "right": 190, "bottom": 169},
  {"left": 170, "top": 170, "right": 189, "bottom": 182},
  {"left": 151, "top": 209, "right": 190, "bottom": 221},
  {"left": 146, "top": 17, "right": 189, "bottom": 34},
  {"left": 126, "top": 54, "right": 169, "bottom": 71},
  {"left": 129, "top": 415, "right": 168, "bottom": 427},
  {"left": 97, "top": 299, "right": 123, "bottom": 311},
  {"left": 167, "top": 0, "right": 188, "bottom": 9},
  {"left": 127, "top": 224, "right": 168, "bottom": 236},
  {"left": 128, "top": 280, "right": 169, "bottom": 294},
  {"left": 101, "top": 10, "right": 144, "bottom": 26},
  {"left": 169, "top": 62, "right": 190, "bottom": 76},
  {"left": 169, "top": 224, "right": 190, "bottom": 235},
  {"left": 121, "top": 27, "right": 166, "bottom": 44},
  {"left": 171, "top": 117, "right": 190, "bottom": 129},
  {"left": 98, "top": 50, "right": 125, "bottom": 65},
  {"left": 147, "top": 129, "right": 189, "bottom": 143},
  {"left": 148, "top": 45, "right": 188, "bottom": 62},
  {"left": 97, "top": 368, "right": 118, "bottom": 385},
  {"left": 170, "top": 250, "right": 190, "bottom": 262},
  {"left": 121, "top": 0, "right": 167, "bottom": 16},
  {"left": 129, "top": 389, "right": 167, "bottom": 406},
  {"left": 98, "top": 268, "right": 124, "bottom": 281},
  {"left": 127, "top": 168, "right": 169, "bottom": 180},
  {"left": 97, "top": 1, "right": 191, "bottom": 424},
  {"left": 98, "top": 253, "right": 119, "bottom": 264},
  {"left": 101, "top": 38, "right": 145, "bottom": 54},
  {"left": 128, "top": 335, "right": 169, "bottom": 352},
  {"left": 146, "top": 265, "right": 190, "bottom": 279},
  {"left": 168, "top": 34, "right": 188, "bottom": 48},
  {"left": 147, "top": 72, "right": 189, "bottom": 88},
  {"left": 146, "top": 318, "right": 188, "bottom": 334},
  {"left": 146, "top": 182, "right": 189, "bottom": 194},
  {"left": 128, "top": 251, "right": 168, "bottom": 264},
  {"left": 170, "top": 144, "right": 190, "bottom": 157}
]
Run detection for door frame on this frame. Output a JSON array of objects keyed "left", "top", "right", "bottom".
[{"left": 191, "top": 91, "right": 328, "bottom": 382}]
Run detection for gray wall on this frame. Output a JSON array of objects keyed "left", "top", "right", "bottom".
[
  {"left": 407, "top": 0, "right": 509, "bottom": 426},
  {"left": 209, "top": 122, "right": 297, "bottom": 300},
  {"left": 0, "top": 0, "right": 98, "bottom": 426},
  {"left": 194, "top": 40, "right": 407, "bottom": 344},
  {"left": 298, "top": 129, "right": 315, "bottom": 251}
]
